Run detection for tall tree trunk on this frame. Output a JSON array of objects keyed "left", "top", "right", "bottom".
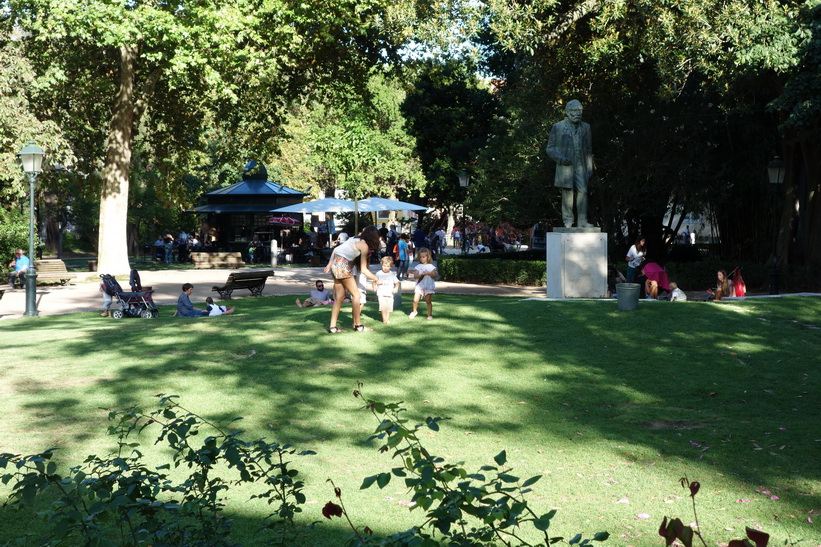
[{"left": 97, "top": 44, "right": 138, "bottom": 274}]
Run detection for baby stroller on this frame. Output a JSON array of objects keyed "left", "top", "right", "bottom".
[{"left": 100, "top": 274, "right": 159, "bottom": 319}]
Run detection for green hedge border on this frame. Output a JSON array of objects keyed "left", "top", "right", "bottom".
[{"left": 438, "top": 254, "right": 820, "bottom": 292}]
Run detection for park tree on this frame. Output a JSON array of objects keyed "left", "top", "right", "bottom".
[
  {"left": 400, "top": 58, "right": 502, "bottom": 224},
  {"left": 0, "top": 26, "right": 76, "bottom": 259},
  {"left": 7, "top": 0, "right": 417, "bottom": 273},
  {"left": 278, "top": 74, "right": 426, "bottom": 202},
  {"left": 465, "top": 0, "right": 810, "bottom": 264}
]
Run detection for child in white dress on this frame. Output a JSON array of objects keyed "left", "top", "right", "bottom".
[
  {"left": 408, "top": 247, "right": 437, "bottom": 320},
  {"left": 373, "top": 256, "right": 400, "bottom": 324}
]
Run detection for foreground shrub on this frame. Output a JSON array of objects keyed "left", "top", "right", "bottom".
[
  {"left": 660, "top": 478, "right": 769, "bottom": 547},
  {"left": 322, "top": 384, "right": 609, "bottom": 546},
  {"left": 0, "top": 395, "right": 314, "bottom": 546}
]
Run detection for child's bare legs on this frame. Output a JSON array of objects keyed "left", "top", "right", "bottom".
[
  {"left": 411, "top": 292, "right": 421, "bottom": 314},
  {"left": 424, "top": 294, "right": 433, "bottom": 318},
  {"left": 381, "top": 309, "right": 390, "bottom": 324}
]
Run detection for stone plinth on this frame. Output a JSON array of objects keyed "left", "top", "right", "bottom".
[{"left": 546, "top": 231, "right": 607, "bottom": 298}]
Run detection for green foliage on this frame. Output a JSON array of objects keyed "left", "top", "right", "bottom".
[
  {"left": 438, "top": 254, "right": 546, "bottom": 285},
  {"left": 400, "top": 58, "right": 502, "bottom": 211},
  {"left": 0, "top": 395, "right": 315, "bottom": 546},
  {"left": 322, "top": 385, "right": 608, "bottom": 546},
  {"left": 0, "top": 27, "right": 75, "bottom": 201},
  {"left": 0, "top": 208, "right": 34, "bottom": 271},
  {"left": 298, "top": 73, "right": 426, "bottom": 201}
]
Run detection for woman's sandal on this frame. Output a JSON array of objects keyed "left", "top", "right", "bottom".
[
  {"left": 327, "top": 326, "right": 346, "bottom": 333},
  {"left": 353, "top": 325, "right": 373, "bottom": 332}
]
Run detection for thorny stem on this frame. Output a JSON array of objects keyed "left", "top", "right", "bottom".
[
  {"left": 690, "top": 495, "right": 709, "bottom": 547},
  {"left": 328, "top": 479, "right": 368, "bottom": 543}
]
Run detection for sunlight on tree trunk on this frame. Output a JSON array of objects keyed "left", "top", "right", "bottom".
[{"left": 97, "top": 44, "right": 137, "bottom": 275}]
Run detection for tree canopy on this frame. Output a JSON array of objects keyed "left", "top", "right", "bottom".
[{"left": 2, "top": 0, "right": 820, "bottom": 269}]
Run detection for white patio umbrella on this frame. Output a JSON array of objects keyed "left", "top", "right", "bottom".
[
  {"left": 356, "top": 196, "right": 427, "bottom": 212},
  {"left": 273, "top": 196, "right": 427, "bottom": 233},
  {"left": 271, "top": 197, "right": 357, "bottom": 214}
]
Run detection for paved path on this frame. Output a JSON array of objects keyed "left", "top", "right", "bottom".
[{"left": 0, "top": 266, "right": 546, "bottom": 319}]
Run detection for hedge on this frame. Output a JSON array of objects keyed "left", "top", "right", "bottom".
[
  {"left": 438, "top": 253, "right": 819, "bottom": 293},
  {"left": 437, "top": 254, "right": 546, "bottom": 285}
]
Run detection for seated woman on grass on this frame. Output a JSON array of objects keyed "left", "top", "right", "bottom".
[
  {"left": 176, "top": 283, "right": 235, "bottom": 317},
  {"left": 707, "top": 269, "right": 735, "bottom": 301}
]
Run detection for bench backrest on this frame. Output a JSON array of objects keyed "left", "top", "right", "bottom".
[
  {"left": 191, "top": 252, "right": 244, "bottom": 260},
  {"left": 228, "top": 270, "right": 273, "bottom": 281},
  {"left": 35, "top": 259, "right": 69, "bottom": 272}
]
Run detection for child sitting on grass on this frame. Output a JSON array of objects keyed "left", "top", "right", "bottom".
[
  {"left": 669, "top": 282, "right": 687, "bottom": 302},
  {"left": 205, "top": 296, "right": 235, "bottom": 316}
]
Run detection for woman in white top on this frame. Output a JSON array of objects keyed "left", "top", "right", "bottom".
[
  {"left": 324, "top": 225, "right": 381, "bottom": 332},
  {"left": 625, "top": 236, "right": 646, "bottom": 281}
]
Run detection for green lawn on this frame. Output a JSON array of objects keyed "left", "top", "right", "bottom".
[{"left": 0, "top": 295, "right": 819, "bottom": 545}]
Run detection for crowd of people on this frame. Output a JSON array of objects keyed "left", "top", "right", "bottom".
[
  {"left": 152, "top": 230, "right": 203, "bottom": 264},
  {"left": 82, "top": 219, "right": 745, "bottom": 325}
]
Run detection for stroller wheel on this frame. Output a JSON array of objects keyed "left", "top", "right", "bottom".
[
  {"left": 151, "top": 309, "right": 159, "bottom": 318},
  {"left": 112, "top": 309, "right": 124, "bottom": 319},
  {"left": 141, "top": 309, "right": 154, "bottom": 319}
]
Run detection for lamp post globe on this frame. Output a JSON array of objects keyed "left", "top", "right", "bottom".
[{"left": 17, "top": 141, "right": 45, "bottom": 317}]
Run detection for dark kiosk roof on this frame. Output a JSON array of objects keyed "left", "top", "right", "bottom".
[{"left": 186, "top": 160, "right": 305, "bottom": 213}]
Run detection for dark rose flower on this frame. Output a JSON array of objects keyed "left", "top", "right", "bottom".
[
  {"left": 334, "top": 487, "right": 342, "bottom": 498},
  {"left": 689, "top": 481, "right": 700, "bottom": 497},
  {"left": 322, "top": 501, "right": 343, "bottom": 519}
]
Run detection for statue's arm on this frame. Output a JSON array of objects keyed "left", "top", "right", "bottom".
[{"left": 546, "top": 124, "right": 570, "bottom": 165}]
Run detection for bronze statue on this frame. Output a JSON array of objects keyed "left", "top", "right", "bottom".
[{"left": 546, "top": 100, "right": 594, "bottom": 228}]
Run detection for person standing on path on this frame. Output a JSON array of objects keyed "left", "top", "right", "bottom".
[{"left": 625, "top": 236, "right": 646, "bottom": 282}]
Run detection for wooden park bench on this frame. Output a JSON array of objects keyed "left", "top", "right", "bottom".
[
  {"left": 34, "top": 259, "right": 77, "bottom": 285},
  {"left": 190, "top": 251, "right": 246, "bottom": 269},
  {"left": 212, "top": 270, "right": 274, "bottom": 299}
]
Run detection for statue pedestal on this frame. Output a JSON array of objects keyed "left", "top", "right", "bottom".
[{"left": 546, "top": 230, "right": 607, "bottom": 298}]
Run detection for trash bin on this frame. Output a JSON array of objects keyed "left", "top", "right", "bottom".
[
  {"left": 393, "top": 288, "right": 402, "bottom": 310},
  {"left": 616, "top": 283, "right": 640, "bottom": 311}
]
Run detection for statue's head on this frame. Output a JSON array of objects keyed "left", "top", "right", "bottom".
[{"left": 565, "top": 100, "right": 583, "bottom": 124}]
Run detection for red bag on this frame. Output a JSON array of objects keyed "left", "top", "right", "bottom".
[{"left": 733, "top": 268, "right": 746, "bottom": 297}]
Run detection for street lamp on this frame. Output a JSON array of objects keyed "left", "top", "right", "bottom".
[
  {"left": 458, "top": 168, "right": 470, "bottom": 255},
  {"left": 767, "top": 156, "right": 785, "bottom": 295},
  {"left": 17, "top": 141, "right": 45, "bottom": 317}
]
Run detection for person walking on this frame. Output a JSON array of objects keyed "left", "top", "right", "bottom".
[
  {"left": 323, "top": 225, "right": 381, "bottom": 333},
  {"left": 408, "top": 247, "right": 437, "bottom": 320}
]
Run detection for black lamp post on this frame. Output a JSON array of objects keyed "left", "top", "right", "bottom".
[
  {"left": 458, "top": 168, "right": 470, "bottom": 255},
  {"left": 767, "top": 156, "right": 785, "bottom": 295},
  {"left": 17, "top": 141, "right": 45, "bottom": 317}
]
